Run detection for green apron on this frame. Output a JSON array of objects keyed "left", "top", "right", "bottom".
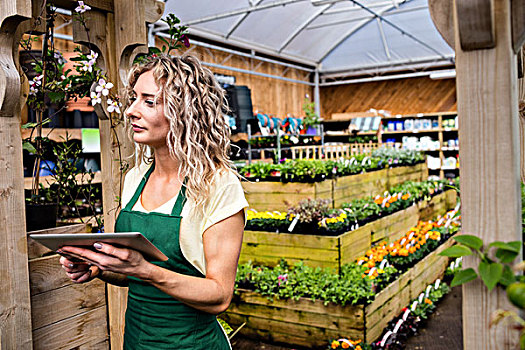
[{"left": 115, "top": 164, "right": 230, "bottom": 349}]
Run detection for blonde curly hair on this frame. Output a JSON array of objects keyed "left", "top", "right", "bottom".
[{"left": 125, "top": 54, "right": 236, "bottom": 210}]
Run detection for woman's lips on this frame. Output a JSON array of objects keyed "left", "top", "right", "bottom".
[{"left": 132, "top": 124, "right": 145, "bottom": 132}]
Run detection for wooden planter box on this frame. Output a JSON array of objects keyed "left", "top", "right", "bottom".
[
  {"left": 225, "top": 236, "right": 455, "bottom": 348},
  {"left": 332, "top": 163, "right": 428, "bottom": 208},
  {"left": 242, "top": 179, "right": 332, "bottom": 211},
  {"left": 27, "top": 224, "right": 109, "bottom": 350},
  {"left": 240, "top": 190, "right": 456, "bottom": 270},
  {"left": 243, "top": 163, "right": 429, "bottom": 211}
]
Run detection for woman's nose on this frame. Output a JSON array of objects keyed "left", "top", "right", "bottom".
[{"left": 125, "top": 100, "right": 139, "bottom": 120}]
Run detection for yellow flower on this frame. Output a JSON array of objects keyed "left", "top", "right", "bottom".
[{"left": 331, "top": 340, "right": 340, "bottom": 349}]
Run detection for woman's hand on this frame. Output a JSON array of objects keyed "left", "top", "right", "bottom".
[
  {"left": 58, "top": 243, "right": 153, "bottom": 279},
  {"left": 59, "top": 256, "right": 99, "bottom": 283}
]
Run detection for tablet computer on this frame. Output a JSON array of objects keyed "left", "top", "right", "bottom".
[{"left": 29, "top": 232, "right": 168, "bottom": 262}]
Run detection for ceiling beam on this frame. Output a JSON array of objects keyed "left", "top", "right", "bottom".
[
  {"left": 182, "top": 0, "right": 308, "bottom": 26},
  {"left": 308, "top": 4, "right": 427, "bottom": 30},
  {"left": 278, "top": 3, "right": 335, "bottom": 52},
  {"left": 225, "top": 0, "right": 264, "bottom": 39},
  {"left": 318, "top": 1, "right": 404, "bottom": 61},
  {"left": 376, "top": 17, "right": 391, "bottom": 59}
]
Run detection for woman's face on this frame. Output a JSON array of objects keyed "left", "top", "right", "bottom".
[{"left": 126, "top": 70, "right": 170, "bottom": 149}]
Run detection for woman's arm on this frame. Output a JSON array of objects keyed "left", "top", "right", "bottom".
[{"left": 59, "top": 209, "right": 245, "bottom": 314}]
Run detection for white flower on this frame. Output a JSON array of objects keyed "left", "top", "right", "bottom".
[
  {"left": 75, "top": 1, "right": 91, "bottom": 13},
  {"left": 107, "top": 99, "right": 121, "bottom": 114},
  {"left": 90, "top": 91, "right": 102, "bottom": 106},
  {"left": 86, "top": 50, "right": 98, "bottom": 62},
  {"left": 95, "top": 78, "right": 114, "bottom": 96}
]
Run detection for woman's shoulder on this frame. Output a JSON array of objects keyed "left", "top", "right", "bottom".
[{"left": 211, "top": 167, "right": 242, "bottom": 189}]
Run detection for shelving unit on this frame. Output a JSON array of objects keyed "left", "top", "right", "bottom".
[
  {"left": 246, "top": 124, "right": 324, "bottom": 164},
  {"left": 21, "top": 128, "right": 83, "bottom": 141},
  {"left": 380, "top": 112, "right": 459, "bottom": 178},
  {"left": 24, "top": 171, "right": 102, "bottom": 190}
]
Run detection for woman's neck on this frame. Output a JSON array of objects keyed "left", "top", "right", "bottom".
[{"left": 151, "top": 145, "right": 181, "bottom": 182}]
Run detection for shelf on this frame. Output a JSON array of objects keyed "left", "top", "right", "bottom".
[
  {"left": 382, "top": 112, "right": 457, "bottom": 120},
  {"left": 22, "top": 128, "right": 84, "bottom": 141},
  {"left": 58, "top": 215, "right": 99, "bottom": 225},
  {"left": 24, "top": 171, "right": 102, "bottom": 190},
  {"left": 382, "top": 128, "right": 458, "bottom": 135},
  {"left": 325, "top": 131, "right": 378, "bottom": 136},
  {"left": 230, "top": 133, "right": 248, "bottom": 143},
  {"left": 441, "top": 147, "right": 459, "bottom": 151}
]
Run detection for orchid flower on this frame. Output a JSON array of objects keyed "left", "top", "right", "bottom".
[
  {"left": 75, "top": 1, "right": 91, "bottom": 13},
  {"left": 95, "top": 78, "right": 114, "bottom": 96},
  {"left": 90, "top": 91, "right": 102, "bottom": 106},
  {"left": 107, "top": 99, "right": 122, "bottom": 114}
]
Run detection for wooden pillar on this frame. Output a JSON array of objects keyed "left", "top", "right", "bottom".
[
  {"left": 432, "top": 0, "right": 523, "bottom": 348},
  {"left": 71, "top": 1, "right": 164, "bottom": 347},
  {"left": 0, "top": 1, "right": 33, "bottom": 348}
]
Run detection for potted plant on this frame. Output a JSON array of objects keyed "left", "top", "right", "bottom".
[{"left": 301, "top": 97, "right": 321, "bottom": 135}]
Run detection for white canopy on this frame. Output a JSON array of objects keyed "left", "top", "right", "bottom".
[{"left": 157, "top": 0, "right": 455, "bottom": 78}]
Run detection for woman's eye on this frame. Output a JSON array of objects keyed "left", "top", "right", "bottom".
[
  {"left": 129, "top": 97, "right": 137, "bottom": 103},
  {"left": 145, "top": 100, "right": 155, "bottom": 106}
]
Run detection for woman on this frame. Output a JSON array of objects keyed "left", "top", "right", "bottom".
[{"left": 59, "top": 54, "right": 248, "bottom": 349}]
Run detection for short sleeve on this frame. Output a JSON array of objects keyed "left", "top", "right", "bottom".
[{"left": 202, "top": 176, "right": 249, "bottom": 234}]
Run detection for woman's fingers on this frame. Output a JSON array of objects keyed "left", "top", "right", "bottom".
[{"left": 93, "top": 242, "right": 132, "bottom": 261}]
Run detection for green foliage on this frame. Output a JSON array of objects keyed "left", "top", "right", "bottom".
[
  {"left": 235, "top": 260, "right": 397, "bottom": 306},
  {"left": 302, "top": 97, "right": 321, "bottom": 129},
  {"left": 238, "top": 148, "right": 426, "bottom": 182},
  {"left": 439, "top": 235, "right": 523, "bottom": 290}
]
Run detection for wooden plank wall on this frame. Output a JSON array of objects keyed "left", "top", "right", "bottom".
[
  {"left": 320, "top": 77, "right": 457, "bottom": 117},
  {"left": 176, "top": 43, "right": 314, "bottom": 117}
]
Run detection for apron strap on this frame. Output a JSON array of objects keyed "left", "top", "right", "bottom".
[
  {"left": 171, "top": 180, "right": 187, "bottom": 216},
  {"left": 123, "top": 162, "right": 155, "bottom": 211}
]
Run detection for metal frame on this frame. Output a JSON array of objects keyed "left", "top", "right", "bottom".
[
  {"left": 376, "top": 17, "right": 391, "bottom": 60},
  {"left": 319, "top": 69, "right": 455, "bottom": 86},
  {"left": 225, "top": 0, "right": 264, "bottom": 39},
  {"left": 278, "top": 3, "right": 335, "bottom": 53},
  {"left": 180, "top": 0, "right": 308, "bottom": 26},
  {"left": 308, "top": 4, "right": 428, "bottom": 30},
  {"left": 317, "top": 1, "right": 409, "bottom": 61}
]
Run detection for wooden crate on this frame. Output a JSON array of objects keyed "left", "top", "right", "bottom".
[
  {"left": 240, "top": 190, "right": 456, "bottom": 270},
  {"left": 225, "top": 236, "right": 455, "bottom": 348},
  {"left": 27, "top": 224, "right": 109, "bottom": 350},
  {"left": 243, "top": 180, "right": 333, "bottom": 211},
  {"left": 243, "top": 163, "right": 429, "bottom": 211}
]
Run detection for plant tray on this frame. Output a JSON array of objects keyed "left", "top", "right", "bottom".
[
  {"left": 225, "top": 236, "right": 455, "bottom": 348},
  {"left": 240, "top": 190, "right": 456, "bottom": 270},
  {"left": 243, "top": 163, "right": 428, "bottom": 211}
]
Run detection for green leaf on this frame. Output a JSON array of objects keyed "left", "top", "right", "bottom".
[
  {"left": 451, "top": 268, "right": 478, "bottom": 287},
  {"left": 495, "top": 248, "right": 519, "bottom": 263},
  {"left": 499, "top": 265, "right": 516, "bottom": 287},
  {"left": 22, "top": 141, "right": 36, "bottom": 154},
  {"left": 438, "top": 245, "right": 473, "bottom": 258},
  {"left": 489, "top": 241, "right": 521, "bottom": 253},
  {"left": 47, "top": 91, "right": 65, "bottom": 104},
  {"left": 454, "top": 235, "right": 483, "bottom": 250},
  {"left": 479, "top": 261, "right": 503, "bottom": 290}
]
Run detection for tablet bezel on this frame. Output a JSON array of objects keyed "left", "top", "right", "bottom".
[{"left": 29, "top": 232, "right": 168, "bottom": 262}]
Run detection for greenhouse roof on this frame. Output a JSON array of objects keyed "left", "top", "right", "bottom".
[{"left": 158, "top": 0, "right": 455, "bottom": 78}]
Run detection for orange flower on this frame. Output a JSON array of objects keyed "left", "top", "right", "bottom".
[
  {"left": 356, "top": 346, "right": 362, "bottom": 350},
  {"left": 424, "top": 298, "right": 433, "bottom": 305},
  {"left": 331, "top": 340, "right": 340, "bottom": 349},
  {"left": 385, "top": 203, "right": 390, "bottom": 208},
  {"left": 341, "top": 341, "right": 350, "bottom": 349}
]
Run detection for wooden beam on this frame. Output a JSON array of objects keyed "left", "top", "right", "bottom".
[
  {"left": 453, "top": 0, "right": 522, "bottom": 348},
  {"left": 456, "top": 0, "right": 495, "bottom": 50},
  {"left": 512, "top": 0, "right": 525, "bottom": 52},
  {"left": 428, "top": 0, "right": 454, "bottom": 49},
  {"left": 0, "top": 1, "right": 34, "bottom": 348}
]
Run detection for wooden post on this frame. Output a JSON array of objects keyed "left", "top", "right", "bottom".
[
  {"left": 0, "top": 1, "right": 34, "bottom": 348},
  {"left": 69, "top": 0, "right": 163, "bottom": 347},
  {"left": 432, "top": 0, "right": 522, "bottom": 348}
]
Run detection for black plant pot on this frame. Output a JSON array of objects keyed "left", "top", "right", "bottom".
[{"left": 26, "top": 202, "right": 58, "bottom": 232}]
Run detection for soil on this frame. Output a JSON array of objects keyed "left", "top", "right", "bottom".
[{"left": 231, "top": 285, "right": 463, "bottom": 350}]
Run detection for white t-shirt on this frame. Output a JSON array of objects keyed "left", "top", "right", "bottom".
[{"left": 121, "top": 162, "right": 249, "bottom": 275}]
